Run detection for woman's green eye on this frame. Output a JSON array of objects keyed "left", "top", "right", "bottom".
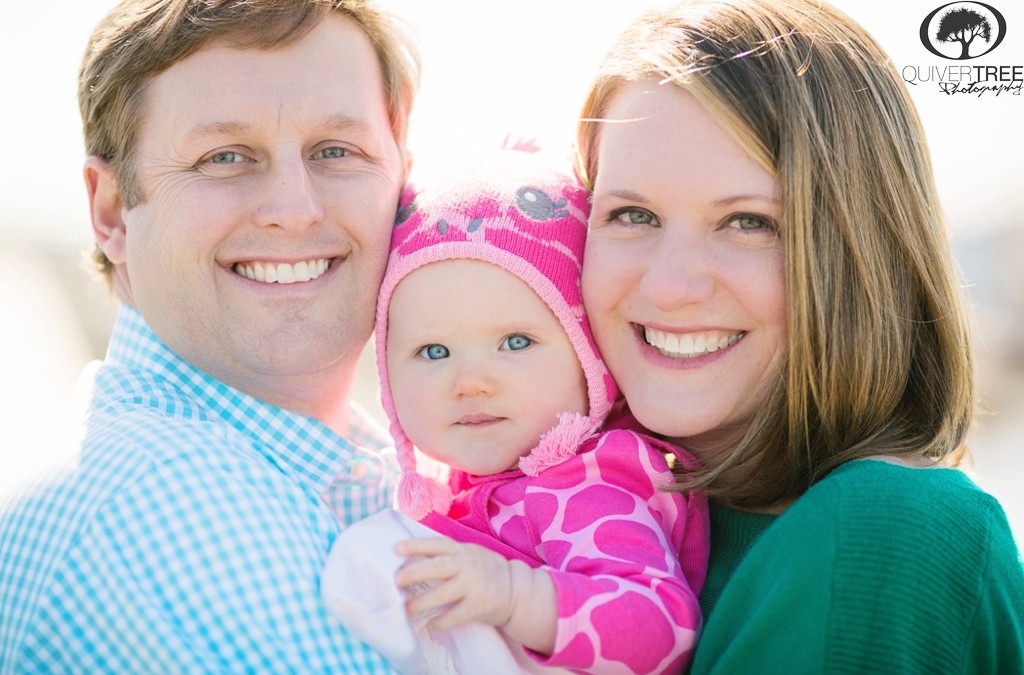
[
  {"left": 736, "top": 215, "right": 766, "bottom": 229},
  {"left": 729, "top": 214, "right": 779, "bottom": 233},
  {"left": 618, "top": 209, "right": 654, "bottom": 225},
  {"left": 604, "top": 207, "right": 658, "bottom": 228}
]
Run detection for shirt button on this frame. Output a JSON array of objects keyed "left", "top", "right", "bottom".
[{"left": 351, "top": 461, "right": 370, "bottom": 480}]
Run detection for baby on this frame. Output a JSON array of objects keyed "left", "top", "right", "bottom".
[{"left": 323, "top": 154, "right": 708, "bottom": 674}]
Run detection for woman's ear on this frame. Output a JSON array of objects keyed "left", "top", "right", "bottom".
[
  {"left": 83, "top": 156, "right": 127, "bottom": 265},
  {"left": 400, "top": 144, "right": 414, "bottom": 184}
]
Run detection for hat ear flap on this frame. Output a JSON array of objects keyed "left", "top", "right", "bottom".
[
  {"left": 396, "top": 468, "right": 453, "bottom": 520},
  {"left": 394, "top": 436, "right": 453, "bottom": 520}
]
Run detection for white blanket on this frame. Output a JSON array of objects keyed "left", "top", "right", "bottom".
[{"left": 321, "top": 509, "right": 570, "bottom": 674}]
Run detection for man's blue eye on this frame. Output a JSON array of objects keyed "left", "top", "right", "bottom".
[
  {"left": 316, "top": 147, "right": 347, "bottom": 159},
  {"left": 209, "top": 151, "right": 245, "bottom": 164},
  {"left": 502, "top": 335, "right": 532, "bottom": 351},
  {"left": 418, "top": 344, "right": 449, "bottom": 360}
]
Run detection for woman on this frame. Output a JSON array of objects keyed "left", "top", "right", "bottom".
[{"left": 577, "top": 0, "right": 1024, "bottom": 671}]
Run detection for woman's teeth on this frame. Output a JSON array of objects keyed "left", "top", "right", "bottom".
[{"left": 643, "top": 326, "right": 744, "bottom": 358}]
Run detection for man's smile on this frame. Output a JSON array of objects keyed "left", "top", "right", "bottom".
[{"left": 232, "top": 258, "right": 334, "bottom": 284}]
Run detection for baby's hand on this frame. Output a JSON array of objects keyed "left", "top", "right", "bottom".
[{"left": 394, "top": 537, "right": 515, "bottom": 631}]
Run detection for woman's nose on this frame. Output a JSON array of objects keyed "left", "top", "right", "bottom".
[{"left": 638, "top": 229, "right": 715, "bottom": 312}]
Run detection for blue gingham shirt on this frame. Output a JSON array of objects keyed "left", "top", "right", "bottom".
[{"left": 0, "top": 305, "right": 398, "bottom": 673}]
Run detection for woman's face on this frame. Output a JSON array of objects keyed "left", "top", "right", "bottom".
[{"left": 582, "top": 80, "right": 787, "bottom": 456}]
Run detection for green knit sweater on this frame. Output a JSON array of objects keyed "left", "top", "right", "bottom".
[{"left": 690, "top": 460, "right": 1024, "bottom": 674}]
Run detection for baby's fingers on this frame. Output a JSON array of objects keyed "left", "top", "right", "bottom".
[
  {"left": 394, "top": 549, "right": 458, "bottom": 589},
  {"left": 395, "top": 536, "right": 457, "bottom": 558},
  {"left": 404, "top": 577, "right": 466, "bottom": 619},
  {"left": 426, "top": 597, "right": 484, "bottom": 631}
]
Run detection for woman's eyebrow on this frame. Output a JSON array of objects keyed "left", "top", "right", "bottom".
[
  {"left": 594, "top": 189, "right": 649, "bottom": 203},
  {"left": 711, "top": 194, "right": 782, "bottom": 207}
]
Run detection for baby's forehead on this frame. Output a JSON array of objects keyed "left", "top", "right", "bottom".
[
  {"left": 386, "top": 258, "right": 563, "bottom": 336},
  {"left": 391, "top": 258, "right": 537, "bottom": 299}
]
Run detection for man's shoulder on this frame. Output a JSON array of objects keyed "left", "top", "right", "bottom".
[
  {"left": 2, "top": 407, "right": 263, "bottom": 541},
  {"left": 1, "top": 363, "right": 269, "bottom": 546},
  {"left": 88, "top": 358, "right": 257, "bottom": 458},
  {"left": 0, "top": 375, "right": 330, "bottom": 619},
  {"left": 91, "top": 359, "right": 210, "bottom": 423}
]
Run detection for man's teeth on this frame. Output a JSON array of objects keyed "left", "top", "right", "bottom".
[
  {"left": 233, "top": 259, "right": 330, "bottom": 284},
  {"left": 643, "top": 327, "right": 744, "bottom": 358}
]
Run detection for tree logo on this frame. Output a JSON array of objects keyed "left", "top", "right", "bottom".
[{"left": 920, "top": 3, "right": 1007, "bottom": 59}]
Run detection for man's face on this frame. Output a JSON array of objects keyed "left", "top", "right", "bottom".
[{"left": 110, "top": 15, "right": 405, "bottom": 419}]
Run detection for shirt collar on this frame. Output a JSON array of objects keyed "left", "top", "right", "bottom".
[{"left": 102, "top": 304, "right": 388, "bottom": 495}]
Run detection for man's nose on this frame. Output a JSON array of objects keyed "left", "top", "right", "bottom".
[{"left": 252, "top": 156, "right": 325, "bottom": 232}]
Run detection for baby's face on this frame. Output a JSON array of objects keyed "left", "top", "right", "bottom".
[{"left": 387, "top": 259, "right": 588, "bottom": 476}]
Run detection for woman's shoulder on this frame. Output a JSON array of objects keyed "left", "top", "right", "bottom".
[
  {"left": 786, "top": 460, "right": 1006, "bottom": 540},
  {"left": 769, "top": 459, "right": 1020, "bottom": 582},
  {"left": 803, "top": 459, "right": 1004, "bottom": 525},
  {"left": 699, "top": 460, "right": 1024, "bottom": 672}
]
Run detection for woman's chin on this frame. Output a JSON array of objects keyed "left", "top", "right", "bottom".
[{"left": 627, "top": 393, "right": 711, "bottom": 441}]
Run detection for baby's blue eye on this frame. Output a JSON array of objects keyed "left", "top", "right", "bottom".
[
  {"left": 502, "top": 335, "right": 532, "bottom": 351},
  {"left": 418, "top": 344, "right": 449, "bottom": 360}
]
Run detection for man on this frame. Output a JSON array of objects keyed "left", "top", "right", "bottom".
[{"left": 0, "top": 0, "right": 418, "bottom": 670}]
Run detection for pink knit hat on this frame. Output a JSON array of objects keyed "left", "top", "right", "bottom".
[{"left": 376, "top": 153, "right": 618, "bottom": 519}]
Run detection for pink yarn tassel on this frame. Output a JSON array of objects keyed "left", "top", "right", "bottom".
[
  {"left": 519, "top": 412, "right": 598, "bottom": 477},
  {"left": 397, "top": 471, "right": 453, "bottom": 520}
]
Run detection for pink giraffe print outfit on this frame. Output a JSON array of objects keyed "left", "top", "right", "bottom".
[
  {"left": 338, "top": 154, "right": 708, "bottom": 674},
  {"left": 429, "top": 424, "right": 708, "bottom": 674}
]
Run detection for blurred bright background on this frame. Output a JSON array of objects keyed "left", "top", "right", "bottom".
[{"left": 2, "top": 1, "right": 1021, "bottom": 543}]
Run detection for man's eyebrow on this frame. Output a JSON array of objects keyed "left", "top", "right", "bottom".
[
  {"left": 320, "top": 113, "right": 375, "bottom": 133},
  {"left": 182, "top": 114, "right": 374, "bottom": 141},
  {"left": 183, "top": 120, "right": 252, "bottom": 141}
]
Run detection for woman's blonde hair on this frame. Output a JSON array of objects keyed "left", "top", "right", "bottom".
[
  {"left": 80, "top": 0, "right": 420, "bottom": 284},
  {"left": 578, "top": 0, "right": 974, "bottom": 508}
]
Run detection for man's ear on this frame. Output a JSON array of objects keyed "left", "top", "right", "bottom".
[
  {"left": 84, "top": 156, "right": 127, "bottom": 265},
  {"left": 84, "top": 156, "right": 135, "bottom": 304}
]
